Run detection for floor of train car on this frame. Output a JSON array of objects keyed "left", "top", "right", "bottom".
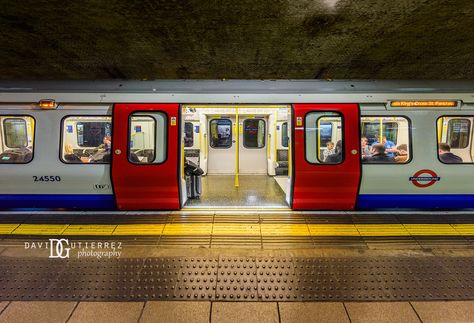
[{"left": 184, "top": 175, "right": 288, "bottom": 208}]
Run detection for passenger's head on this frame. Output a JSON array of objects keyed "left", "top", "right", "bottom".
[
  {"left": 372, "top": 143, "right": 385, "bottom": 154},
  {"left": 65, "top": 144, "right": 74, "bottom": 155},
  {"left": 397, "top": 144, "right": 407, "bottom": 151},
  {"left": 361, "top": 137, "right": 368, "bottom": 145},
  {"left": 326, "top": 142, "right": 334, "bottom": 150},
  {"left": 103, "top": 136, "right": 112, "bottom": 145},
  {"left": 382, "top": 136, "right": 388, "bottom": 144},
  {"left": 439, "top": 143, "right": 451, "bottom": 154}
]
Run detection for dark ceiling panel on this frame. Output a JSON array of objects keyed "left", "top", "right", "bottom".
[{"left": 1, "top": 0, "right": 473, "bottom": 79}]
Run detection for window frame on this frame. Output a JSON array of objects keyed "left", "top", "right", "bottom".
[
  {"left": 304, "top": 111, "right": 345, "bottom": 165},
  {"left": 59, "top": 115, "right": 113, "bottom": 165},
  {"left": 281, "top": 122, "right": 289, "bottom": 148},
  {"left": 127, "top": 111, "right": 168, "bottom": 165},
  {"left": 75, "top": 120, "right": 112, "bottom": 148},
  {"left": 209, "top": 118, "right": 233, "bottom": 149},
  {"left": 184, "top": 122, "right": 194, "bottom": 148},
  {"left": 447, "top": 118, "right": 471, "bottom": 149},
  {"left": 3, "top": 117, "right": 28, "bottom": 148},
  {"left": 360, "top": 115, "right": 413, "bottom": 165},
  {"left": 243, "top": 118, "right": 266, "bottom": 149},
  {"left": 436, "top": 115, "right": 473, "bottom": 165},
  {"left": 0, "top": 115, "right": 35, "bottom": 164}
]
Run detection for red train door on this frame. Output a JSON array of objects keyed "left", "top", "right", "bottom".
[
  {"left": 112, "top": 104, "right": 180, "bottom": 210},
  {"left": 293, "top": 104, "right": 361, "bottom": 210}
]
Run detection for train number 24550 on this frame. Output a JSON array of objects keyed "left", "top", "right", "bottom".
[{"left": 33, "top": 176, "right": 61, "bottom": 182}]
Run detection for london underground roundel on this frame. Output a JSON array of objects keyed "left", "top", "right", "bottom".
[{"left": 409, "top": 169, "right": 440, "bottom": 188}]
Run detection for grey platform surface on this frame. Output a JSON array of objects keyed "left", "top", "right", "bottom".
[
  {"left": 184, "top": 175, "right": 288, "bottom": 208},
  {"left": 0, "top": 300, "right": 474, "bottom": 323}
]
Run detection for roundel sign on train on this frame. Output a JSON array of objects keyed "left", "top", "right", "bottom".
[{"left": 409, "top": 169, "right": 440, "bottom": 188}]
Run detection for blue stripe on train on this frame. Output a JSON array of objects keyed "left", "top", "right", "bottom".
[
  {"left": 357, "top": 194, "right": 474, "bottom": 209},
  {"left": 0, "top": 194, "right": 115, "bottom": 209}
]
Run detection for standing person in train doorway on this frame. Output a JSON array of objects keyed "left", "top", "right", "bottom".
[{"left": 438, "top": 143, "right": 463, "bottom": 163}]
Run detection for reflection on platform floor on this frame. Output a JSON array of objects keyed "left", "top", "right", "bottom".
[{"left": 184, "top": 175, "right": 288, "bottom": 208}]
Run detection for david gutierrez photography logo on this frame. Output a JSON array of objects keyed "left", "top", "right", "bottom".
[{"left": 24, "top": 239, "right": 123, "bottom": 259}]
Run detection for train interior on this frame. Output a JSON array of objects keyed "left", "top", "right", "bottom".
[
  {"left": 0, "top": 115, "right": 35, "bottom": 163},
  {"left": 180, "top": 105, "right": 292, "bottom": 209}
]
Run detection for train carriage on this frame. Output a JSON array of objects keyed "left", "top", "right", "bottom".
[{"left": 0, "top": 80, "right": 473, "bottom": 210}]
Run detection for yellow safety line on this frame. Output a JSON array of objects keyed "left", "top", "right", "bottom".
[
  {"left": 0, "top": 224, "right": 20, "bottom": 234},
  {"left": 3, "top": 223, "right": 474, "bottom": 237}
]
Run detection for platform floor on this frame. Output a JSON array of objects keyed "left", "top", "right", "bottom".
[
  {"left": 184, "top": 175, "right": 288, "bottom": 208},
  {"left": 0, "top": 300, "right": 473, "bottom": 323},
  {"left": 1, "top": 211, "right": 474, "bottom": 322}
]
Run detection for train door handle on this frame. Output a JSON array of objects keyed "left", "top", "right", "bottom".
[
  {"left": 351, "top": 149, "right": 358, "bottom": 155},
  {"left": 115, "top": 149, "right": 122, "bottom": 155}
]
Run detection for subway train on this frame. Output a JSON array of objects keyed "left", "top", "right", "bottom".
[{"left": 1, "top": 80, "right": 474, "bottom": 211}]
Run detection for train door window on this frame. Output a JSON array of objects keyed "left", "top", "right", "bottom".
[
  {"left": 447, "top": 118, "right": 470, "bottom": 149},
  {"left": 360, "top": 116, "right": 411, "bottom": 164},
  {"left": 184, "top": 122, "right": 194, "bottom": 148},
  {"left": 281, "top": 122, "right": 289, "bottom": 147},
  {"left": 61, "top": 116, "right": 112, "bottom": 164},
  {"left": 305, "top": 112, "right": 343, "bottom": 164},
  {"left": 129, "top": 112, "right": 167, "bottom": 164},
  {"left": 0, "top": 116, "right": 34, "bottom": 163},
  {"left": 437, "top": 117, "right": 471, "bottom": 164},
  {"left": 243, "top": 119, "right": 265, "bottom": 148},
  {"left": 209, "top": 119, "right": 232, "bottom": 148}
]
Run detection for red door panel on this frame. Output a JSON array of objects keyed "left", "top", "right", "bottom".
[
  {"left": 112, "top": 104, "right": 180, "bottom": 210},
  {"left": 293, "top": 104, "right": 361, "bottom": 210}
]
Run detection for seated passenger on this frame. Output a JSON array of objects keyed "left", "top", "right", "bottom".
[
  {"left": 325, "top": 140, "right": 342, "bottom": 163},
  {"left": 374, "top": 136, "right": 397, "bottom": 157},
  {"left": 81, "top": 135, "right": 112, "bottom": 163},
  {"left": 438, "top": 143, "right": 463, "bottom": 163},
  {"left": 361, "top": 137, "right": 371, "bottom": 158},
  {"left": 394, "top": 144, "right": 408, "bottom": 163},
  {"left": 0, "top": 146, "right": 32, "bottom": 163},
  {"left": 64, "top": 144, "right": 81, "bottom": 163},
  {"left": 322, "top": 141, "right": 335, "bottom": 162},
  {"left": 364, "top": 144, "right": 394, "bottom": 163}
]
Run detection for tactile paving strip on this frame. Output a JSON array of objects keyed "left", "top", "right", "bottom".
[{"left": 0, "top": 256, "right": 473, "bottom": 301}]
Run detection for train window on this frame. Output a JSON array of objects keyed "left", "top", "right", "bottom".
[
  {"left": 360, "top": 116, "right": 411, "bottom": 164},
  {"left": 61, "top": 116, "right": 112, "bottom": 164},
  {"left": 184, "top": 122, "right": 194, "bottom": 148},
  {"left": 129, "top": 112, "right": 167, "bottom": 164},
  {"left": 362, "top": 121, "right": 398, "bottom": 145},
  {"left": 437, "top": 117, "right": 471, "bottom": 164},
  {"left": 243, "top": 119, "right": 265, "bottom": 148},
  {"left": 0, "top": 116, "right": 35, "bottom": 164},
  {"left": 210, "top": 119, "right": 232, "bottom": 149},
  {"left": 76, "top": 121, "right": 112, "bottom": 147},
  {"left": 447, "top": 119, "right": 470, "bottom": 149},
  {"left": 305, "top": 112, "right": 344, "bottom": 164},
  {"left": 281, "top": 122, "right": 289, "bottom": 148}
]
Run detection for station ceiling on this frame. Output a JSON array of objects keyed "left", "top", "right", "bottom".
[{"left": 2, "top": 0, "right": 474, "bottom": 80}]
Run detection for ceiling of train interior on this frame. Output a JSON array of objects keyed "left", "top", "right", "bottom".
[{"left": 2, "top": 0, "right": 474, "bottom": 80}]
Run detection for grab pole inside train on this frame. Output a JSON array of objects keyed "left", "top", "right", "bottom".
[{"left": 235, "top": 106, "right": 239, "bottom": 188}]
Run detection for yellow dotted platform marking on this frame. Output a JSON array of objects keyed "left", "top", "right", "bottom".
[
  {"left": 2, "top": 223, "right": 474, "bottom": 237},
  {"left": 12, "top": 224, "right": 69, "bottom": 235}
]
